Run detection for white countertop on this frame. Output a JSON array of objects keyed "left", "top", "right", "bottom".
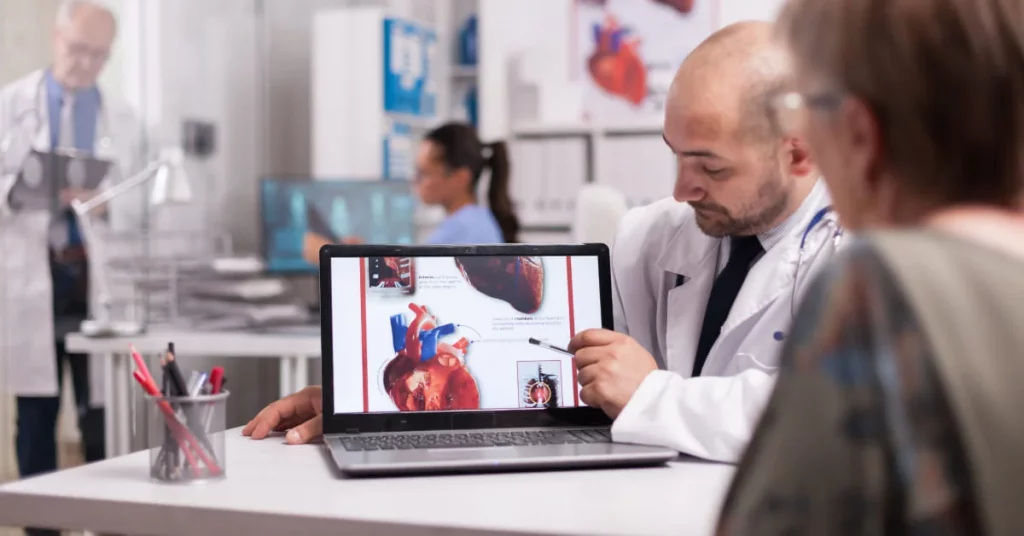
[
  {"left": 0, "top": 428, "right": 735, "bottom": 535},
  {"left": 66, "top": 328, "right": 321, "bottom": 357}
]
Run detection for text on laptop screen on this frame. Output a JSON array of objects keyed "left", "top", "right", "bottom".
[{"left": 330, "top": 255, "right": 602, "bottom": 414}]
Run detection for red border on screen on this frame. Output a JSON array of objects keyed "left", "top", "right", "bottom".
[
  {"left": 566, "top": 256, "right": 579, "bottom": 407},
  {"left": 360, "top": 258, "right": 369, "bottom": 413}
]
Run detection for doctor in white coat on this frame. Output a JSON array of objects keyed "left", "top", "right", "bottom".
[
  {"left": 568, "top": 22, "right": 842, "bottom": 463},
  {"left": 0, "top": 0, "right": 142, "bottom": 490}
]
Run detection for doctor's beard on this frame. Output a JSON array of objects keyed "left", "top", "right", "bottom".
[{"left": 689, "top": 167, "right": 791, "bottom": 238}]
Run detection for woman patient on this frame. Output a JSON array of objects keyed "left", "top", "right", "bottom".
[{"left": 716, "top": 0, "right": 1024, "bottom": 534}]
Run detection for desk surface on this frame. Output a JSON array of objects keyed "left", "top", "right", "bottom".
[
  {"left": 65, "top": 328, "right": 321, "bottom": 357},
  {"left": 0, "top": 429, "right": 734, "bottom": 536}
]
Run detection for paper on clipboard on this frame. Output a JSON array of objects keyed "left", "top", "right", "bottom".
[{"left": 8, "top": 148, "right": 112, "bottom": 211}]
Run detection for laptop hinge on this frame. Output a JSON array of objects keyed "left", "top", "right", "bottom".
[{"left": 344, "top": 429, "right": 360, "bottom": 434}]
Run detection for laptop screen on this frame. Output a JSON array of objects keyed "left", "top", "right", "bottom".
[{"left": 329, "top": 254, "right": 603, "bottom": 415}]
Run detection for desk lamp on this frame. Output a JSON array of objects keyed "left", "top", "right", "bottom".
[{"left": 71, "top": 148, "right": 193, "bottom": 338}]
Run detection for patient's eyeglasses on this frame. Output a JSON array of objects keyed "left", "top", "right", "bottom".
[{"left": 769, "top": 90, "right": 845, "bottom": 136}]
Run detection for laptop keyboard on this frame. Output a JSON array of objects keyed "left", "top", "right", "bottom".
[{"left": 338, "top": 429, "right": 612, "bottom": 452}]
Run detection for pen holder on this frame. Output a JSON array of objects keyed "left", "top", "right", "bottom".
[{"left": 144, "top": 390, "right": 230, "bottom": 483}]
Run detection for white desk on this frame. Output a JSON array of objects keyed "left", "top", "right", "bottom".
[
  {"left": 0, "top": 429, "right": 736, "bottom": 535},
  {"left": 66, "top": 329, "right": 321, "bottom": 459}
]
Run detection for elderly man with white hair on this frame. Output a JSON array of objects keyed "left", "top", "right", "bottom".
[{"left": 0, "top": 0, "right": 142, "bottom": 516}]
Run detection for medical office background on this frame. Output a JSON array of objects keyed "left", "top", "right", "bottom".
[{"left": 0, "top": 0, "right": 784, "bottom": 481}]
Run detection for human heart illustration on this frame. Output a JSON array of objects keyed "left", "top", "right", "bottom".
[
  {"left": 588, "top": 15, "right": 647, "bottom": 106},
  {"left": 652, "top": 0, "right": 695, "bottom": 15},
  {"left": 383, "top": 304, "right": 480, "bottom": 411},
  {"left": 454, "top": 256, "right": 544, "bottom": 314},
  {"left": 579, "top": 0, "right": 694, "bottom": 15}
]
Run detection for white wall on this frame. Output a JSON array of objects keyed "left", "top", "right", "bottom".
[
  {"left": 478, "top": 0, "right": 574, "bottom": 142},
  {"left": 0, "top": 0, "right": 62, "bottom": 85},
  {"left": 479, "top": 0, "right": 785, "bottom": 141}
]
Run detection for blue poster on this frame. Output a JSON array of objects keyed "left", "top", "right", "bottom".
[
  {"left": 260, "top": 178, "right": 417, "bottom": 273},
  {"left": 382, "top": 17, "right": 436, "bottom": 117}
]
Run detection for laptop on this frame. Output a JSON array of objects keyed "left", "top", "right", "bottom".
[{"left": 318, "top": 243, "right": 679, "bottom": 476}]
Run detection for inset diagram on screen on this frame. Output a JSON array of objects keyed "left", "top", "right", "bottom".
[{"left": 517, "top": 360, "right": 562, "bottom": 409}]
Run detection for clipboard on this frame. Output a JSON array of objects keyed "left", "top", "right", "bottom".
[{"left": 8, "top": 148, "right": 112, "bottom": 211}]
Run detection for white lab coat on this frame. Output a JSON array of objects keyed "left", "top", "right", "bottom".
[
  {"left": 0, "top": 69, "right": 144, "bottom": 401},
  {"left": 609, "top": 180, "right": 840, "bottom": 463}
]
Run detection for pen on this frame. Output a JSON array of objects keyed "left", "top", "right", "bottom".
[
  {"left": 528, "top": 337, "right": 573, "bottom": 356},
  {"left": 164, "top": 343, "right": 188, "bottom": 396},
  {"left": 165, "top": 343, "right": 216, "bottom": 458},
  {"left": 209, "top": 366, "right": 224, "bottom": 394},
  {"left": 189, "top": 372, "right": 208, "bottom": 396},
  {"left": 129, "top": 345, "right": 155, "bottom": 387}
]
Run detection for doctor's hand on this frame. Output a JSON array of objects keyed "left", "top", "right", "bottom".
[
  {"left": 242, "top": 385, "right": 323, "bottom": 445},
  {"left": 59, "top": 188, "right": 94, "bottom": 209},
  {"left": 569, "top": 329, "right": 658, "bottom": 420}
]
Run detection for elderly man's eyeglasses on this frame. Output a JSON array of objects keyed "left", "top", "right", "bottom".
[
  {"left": 60, "top": 36, "right": 110, "bottom": 62},
  {"left": 769, "top": 90, "right": 844, "bottom": 135}
]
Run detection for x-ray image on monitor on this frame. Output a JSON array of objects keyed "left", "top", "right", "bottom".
[{"left": 260, "top": 178, "right": 416, "bottom": 273}]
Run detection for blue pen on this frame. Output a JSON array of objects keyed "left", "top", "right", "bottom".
[{"left": 189, "top": 372, "right": 208, "bottom": 397}]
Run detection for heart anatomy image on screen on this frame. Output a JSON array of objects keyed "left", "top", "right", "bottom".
[
  {"left": 329, "top": 254, "right": 604, "bottom": 414},
  {"left": 384, "top": 303, "right": 479, "bottom": 411},
  {"left": 454, "top": 256, "right": 545, "bottom": 314},
  {"left": 576, "top": 0, "right": 713, "bottom": 122}
]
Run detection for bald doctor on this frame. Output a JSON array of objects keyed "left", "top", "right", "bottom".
[
  {"left": 242, "top": 23, "right": 843, "bottom": 460},
  {"left": 568, "top": 22, "right": 842, "bottom": 462}
]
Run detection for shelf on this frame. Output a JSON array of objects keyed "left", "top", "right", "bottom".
[{"left": 511, "top": 121, "right": 663, "bottom": 138}]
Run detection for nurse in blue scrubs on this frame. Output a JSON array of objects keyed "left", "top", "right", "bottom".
[
  {"left": 304, "top": 122, "right": 521, "bottom": 261},
  {"left": 416, "top": 122, "right": 519, "bottom": 244}
]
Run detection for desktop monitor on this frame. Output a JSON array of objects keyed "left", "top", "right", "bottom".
[{"left": 260, "top": 178, "right": 417, "bottom": 274}]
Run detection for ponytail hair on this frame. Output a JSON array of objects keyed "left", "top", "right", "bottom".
[
  {"left": 423, "top": 122, "right": 521, "bottom": 243},
  {"left": 484, "top": 141, "right": 519, "bottom": 243}
]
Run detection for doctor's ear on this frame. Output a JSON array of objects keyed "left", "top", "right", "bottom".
[{"left": 781, "top": 136, "right": 815, "bottom": 178}]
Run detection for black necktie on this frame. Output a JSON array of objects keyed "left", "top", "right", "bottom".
[{"left": 692, "top": 235, "right": 764, "bottom": 376}]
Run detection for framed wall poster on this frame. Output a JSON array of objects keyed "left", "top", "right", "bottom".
[{"left": 574, "top": 0, "right": 717, "bottom": 124}]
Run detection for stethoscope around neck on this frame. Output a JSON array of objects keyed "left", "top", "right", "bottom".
[
  {"left": 790, "top": 205, "right": 845, "bottom": 320},
  {"left": 0, "top": 74, "right": 114, "bottom": 162}
]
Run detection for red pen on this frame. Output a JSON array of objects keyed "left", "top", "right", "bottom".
[
  {"left": 210, "top": 366, "right": 224, "bottom": 394},
  {"left": 129, "top": 345, "right": 156, "bottom": 386}
]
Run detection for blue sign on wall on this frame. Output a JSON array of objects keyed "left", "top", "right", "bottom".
[{"left": 383, "top": 17, "right": 437, "bottom": 118}]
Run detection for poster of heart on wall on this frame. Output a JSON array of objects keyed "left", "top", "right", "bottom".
[{"left": 574, "top": 0, "right": 718, "bottom": 124}]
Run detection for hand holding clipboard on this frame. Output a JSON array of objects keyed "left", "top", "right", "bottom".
[{"left": 8, "top": 148, "right": 111, "bottom": 212}]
